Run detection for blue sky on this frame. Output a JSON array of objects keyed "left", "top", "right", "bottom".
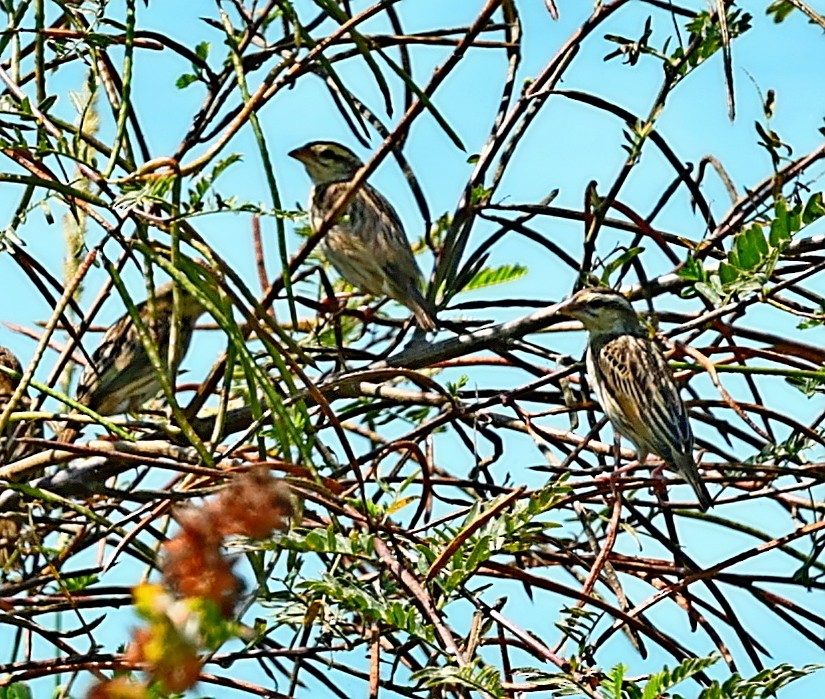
[{"left": 1, "top": 1, "right": 824, "bottom": 697}]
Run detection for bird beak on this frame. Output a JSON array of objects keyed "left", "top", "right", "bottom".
[
  {"left": 554, "top": 296, "right": 581, "bottom": 318},
  {"left": 288, "top": 146, "right": 310, "bottom": 163}
]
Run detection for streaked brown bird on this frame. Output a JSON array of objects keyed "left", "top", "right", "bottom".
[
  {"left": 58, "top": 282, "right": 208, "bottom": 442},
  {"left": 0, "top": 346, "right": 43, "bottom": 567},
  {"left": 289, "top": 141, "right": 436, "bottom": 331},
  {"left": 0, "top": 346, "right": 42, "bottom": 463},
  {"left": 557, "top": 287, "right": 713, "bottom": 510}
]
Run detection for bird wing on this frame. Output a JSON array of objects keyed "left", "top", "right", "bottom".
[
  {"left": 76, "top": 296, "right": 192, "bottom": 415},
  {"left": 314, "top": 181, "right": 430, "bottom": 313},
  {"left": 591, "top": 334, "right": 693, "bottom": 463},
  {"left": 358, "top": 185, "right": 425, "bottom": 287}
]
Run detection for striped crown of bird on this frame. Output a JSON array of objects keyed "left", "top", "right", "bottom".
[
  {"left": 557, "top": 287, "right": 713, "bottom": 511},
  {"left": 289, "top": 141, "right": 437, "bottom": 332},
  {"left": 61, "top": 281, "right": 208, "bottom": 441}
]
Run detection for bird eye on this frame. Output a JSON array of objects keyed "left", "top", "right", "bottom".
[{"left": 320, "top": 148, "right": 338, "bottom": 160}]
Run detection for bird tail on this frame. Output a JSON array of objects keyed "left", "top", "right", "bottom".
[
  {"left": 676, "top": 454, "right": 713, "bottom": 511},
  {"left": 405, "top": 288, "right": 437, "bottom": 332}
]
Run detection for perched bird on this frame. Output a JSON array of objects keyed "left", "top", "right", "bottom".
[
  {"left": 289, "top": 141, "right": 436, "bottom": 331},
  {"left": 59, "top": 282, "right": 208, "bottom": 441},
  {"left": 0, "top": 346, "right": 43, "bottom": 567},
  {"left": 557, "top": 287, "right": 713, "bottom": 510},
  {"left": 0, "top": 346, "right": 42, "bottom": 463}
]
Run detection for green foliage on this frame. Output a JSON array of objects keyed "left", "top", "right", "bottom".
[
  {"left": 604, "top": 16, "right": 655, "bottom": 66},
  {"left": 555, "top": 606, "right": 600, "bottom": 654},
  {"left": 0, "top": 684, "right": 32, "bottom": 699},
  {"left": 63, "top": 573, "right": 100, "bottom": 591},
  {"left": 755, "top": 120, "right": 793, "bottom": 170},
  {"left": 746, "top": 431, "right": 812, "bottom": 466},
  {"left": 301, "top": 574, "right": 433, "bottom": 642},
  {"left": 600, "top": 246, "right": 643, "bottom": 285},
  {"left": 766, "top": 1, "right": 798, "bottom": 23},
  {"left": 279, "top": 525, "right": 374, "bottom": 557},
  {"left": 605, "top": 10, "right": 751, "bottom": 78},
  {"left": 463, "top": 263, "right": 528, "bottom": 292},
  {"left": 671, "top": 9, "right": 752, "bottom": 76},
  {"left": 446, "top": 374, "right": 469, "bottom": 397},
  {"left": 797, "top": 305, "right": 825, "bottom": 330},
  {"left": 418, "top": 481, "right": 566, "bottom": 593},
  {"left": 696, "top": 663, "right": 821, "bottom": 698},
  {"left": 518, "top": 657, "right": 818, "bottom": 698},
  {"left": 176, "top": 41, "right": 211, "bottom": 89},
  {"left": 634, "top": 655, "right": 719, "bottom": 699},
  {"left": 412, "top": 659, "right": 504, "bottom": 697},
  {"left": 786, "top": 372, "right": 825, "bottom": 397},
  {"left": 681, "top": 194, "right": 825, "bottom": 304}
]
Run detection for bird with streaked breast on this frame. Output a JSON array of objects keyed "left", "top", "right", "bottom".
[
  {"left": 0, "top": 346, "right": 42, "bottom": 464},
  {"left": 57, "top": 281, "right": 208, "bottom": 442},
  {"left": 556, "top": 287, "right": 713, "bottom": 511},
  {"left": 0, "top": 345, "right": 44, "bottom": 567},
  {"left": 289, "top": 141, "right": 436, "bottom": 332}
]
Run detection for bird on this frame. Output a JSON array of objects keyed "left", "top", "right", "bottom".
[
  {"left": 58, "top": 281, "right": 209, "bottom": 441},
  {"left": 556, "top": 287, "right": 713, "bottom": 510},
  {"left": 0, "top": 346, "right": 42, "bottom": 464},
  {"left": 0, "top": 346, "right": 44, "bottom": 567},
  {"left": 289, "top": 141, "right": 436, "bottom": 331}
]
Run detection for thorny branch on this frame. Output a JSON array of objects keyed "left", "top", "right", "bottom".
[{"left": 0, "top": 1, "right": 824, "bottom": 698}]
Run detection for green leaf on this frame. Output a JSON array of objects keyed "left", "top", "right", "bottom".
[
  {"left": 604, "top": 664, "right": 628, "bottom": 699},
  {"left": 176, "top": 73, "right": 199, "bottom": 89},
  {"left": 39, "top": 94, "right": 58, "bottom": 112},
  {"left": 719, "top": 262, "right": 739, "bottom": 286},
  {"left": 769, "top": 215, "right": 790, "bottom": 246},
  {"left": 735, "top": 228, "right": 762, "bottom": 270},
  {"left": 601, "top": 246, "right": 644, "bottom": 284},
  {"left": 464, "top": 263, "right": 528, "bottom": 291},
  {"left": 695, "top": 280, "right": 722, "bottom": 304},
  {"left": 766, "top": 1, "right": 796, "bottom": 23},
  {"left": 790, "top": 202, "right": 803, "bottom": 233},
  {"left": 195, "top": 41, "right": 210, "bottom": 61},
  {"left": 678, "top": 256, "right": 707, "bottom": 284},
  {"left": 0, "top": 683, "right": 33, "bottom": 699},
  {"left": 803, "top": 192, "right": 825, "bottom": 224},
  {"left": 64, "top": 573, "right": 99, "bottom": 591},
  {"left": 746, "top": 224, "right": 769, "bottom": 258}
]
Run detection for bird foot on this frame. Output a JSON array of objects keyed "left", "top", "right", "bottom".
[
  {"left": 649, "top": 461, "right": 669, "bottom": 499},
  {"left": 595, "top": 462, "right": 640, "bottom": 499},
  {"left": 357, "top": 304, "right": 377, "bottom": 326},
  {"left": 317, "top": 296, "right": 344, "bottom": 316}
]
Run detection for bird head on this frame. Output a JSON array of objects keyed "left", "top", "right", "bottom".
[
  {"left": 151, "top": 281, "right": 209, "bottom": 321},
  {"left": 556, "top": 287, "right": 644, "bottom": 336},
  {"left": 288, "top": 141, "right": 363, "bottom": 185},
  {"left": 0, "top": 347, "right": 23, "bottom": 397}
]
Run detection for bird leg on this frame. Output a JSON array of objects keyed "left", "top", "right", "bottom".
[
  {"left": 356, "top": 297, "right": 392, "bottom": 329},
  {"left": 354, "top": 304, "right": 378, "bottom": 334},
  {"left": 648, "top": 458, "right": 670, "bottom": 501},
  {"left": 595, "top": 437, "right": 641, "bottom": 498},
  {"left": 316, "top": 295, "right": 344, "bottom": 317}
]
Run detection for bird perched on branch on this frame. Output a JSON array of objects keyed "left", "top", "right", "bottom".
[
  {"left": 58, "top": 281, "right": 209, "bottom": 442},
  {"left": 0, "top": 345, "right": 43, "bottom": 566},
  {"left": 289, "top": 141, "right": 436, "bottom": 331},
  {"left": 557, "top": 287, "right": 713, "bottom": 510},
  {"left": 0, "top": 346, "right": 42, "bottom": 464}
]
